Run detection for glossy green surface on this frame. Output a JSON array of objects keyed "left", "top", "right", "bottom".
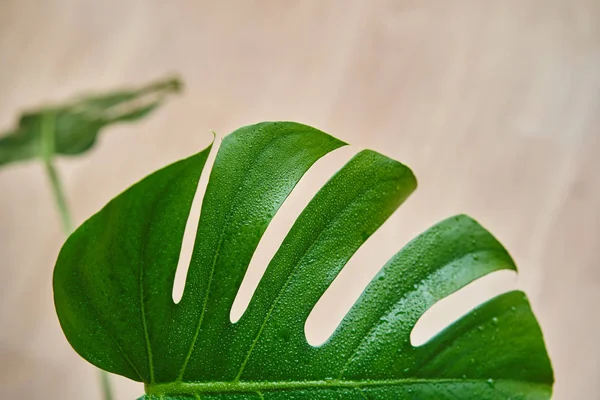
[
  {"left": 53, "top": 122, "right": 553, "bottom": 399},
  {"left": 0, "top": 76, "right": 180, "bottom": 167}
]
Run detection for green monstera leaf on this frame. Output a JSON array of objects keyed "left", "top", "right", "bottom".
[
  {"left": 0, "top": 76, "right": 181, "bottom": 167},
  {"left": 53, "top": 122, "right": 553, "bottom": 399}
]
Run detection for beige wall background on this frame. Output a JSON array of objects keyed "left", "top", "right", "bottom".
[{"left": 1, "top": 1, "right": 599, "bottom": 399}]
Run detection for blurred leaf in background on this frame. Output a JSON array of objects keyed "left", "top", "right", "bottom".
[
  {"left": 0, "top": 76, "right": 182, "bottom": 167},
  {"left": 0, "top": 76, "right": 183, "bottom": 400}
]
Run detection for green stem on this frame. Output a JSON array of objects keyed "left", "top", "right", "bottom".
[
  {"left": 41, "top": 112, "right": 114, "bottom": 400},
  {"left": 100, "top": 369, "right": 114, "bottom": 400},
  {"left": 43, "top": 154, "right": 73, "bottom": 235}
]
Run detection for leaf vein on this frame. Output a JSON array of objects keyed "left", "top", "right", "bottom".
[
  {"left": 138, "top": 167, "right": 190, "bottom": 383},
  {"left": 337, "top": 249, "right": 507, "bottom": 378},
  {"left": 235, "top": 184, "right": 388, "bottom": 380},
  {"left": 355, "top": 386, "right": 368, "bottom": 399},
  {"left": 76, "top": 263, "right": 144, "bottom": 380},
  {"left": 178, "top": 133, "right": 309, "bottom": 381}
]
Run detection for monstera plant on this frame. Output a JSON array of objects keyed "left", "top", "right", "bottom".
[
  {"left": 53, "top": 122, "right": 554, "bottom": 399},
  {"left": 0, "top": 76, "right": 182, "bottom": 400}
]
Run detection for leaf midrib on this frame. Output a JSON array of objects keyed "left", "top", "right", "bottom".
[{"left": 145, "top": 378, "right": 550, "bottom": 395}]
